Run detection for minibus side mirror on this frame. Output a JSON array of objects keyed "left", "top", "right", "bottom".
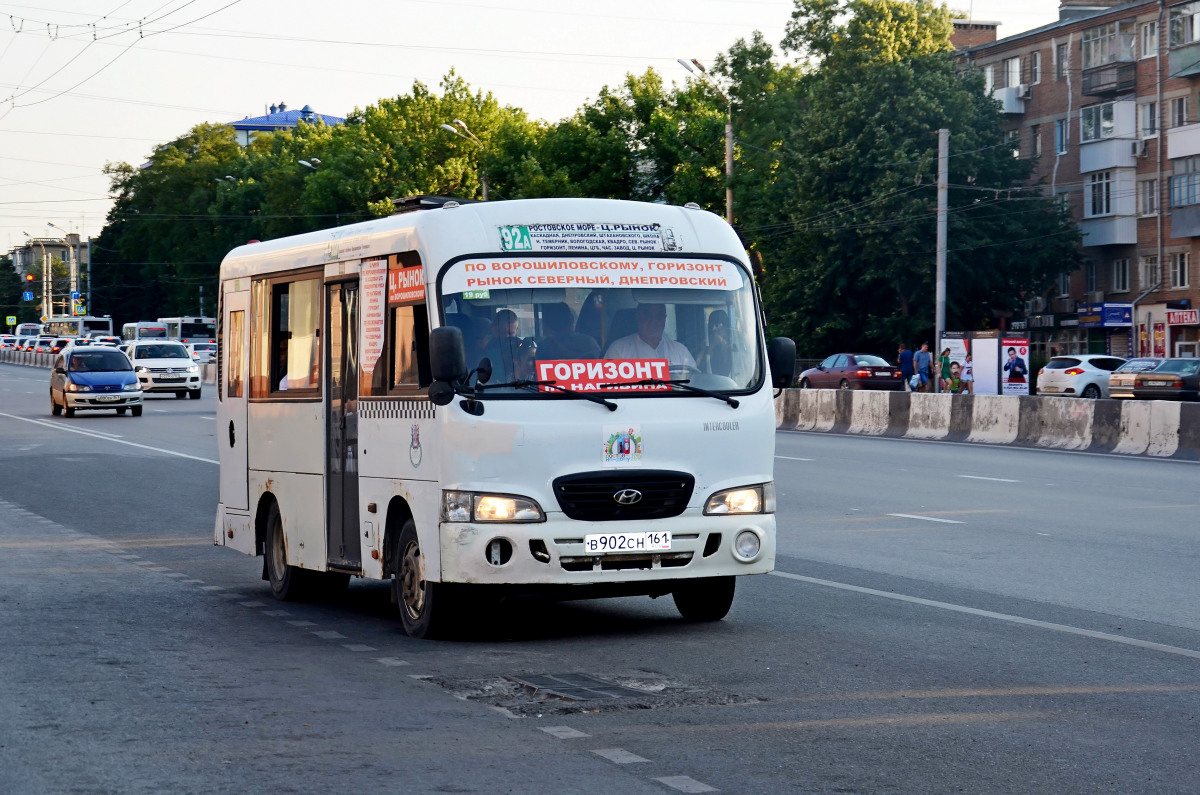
[
  {"left": 767, "top": 337, "right": 797, "bottom": 390},
  {"left": 429, "top": 326, "right": 467, "bottom": 384}
]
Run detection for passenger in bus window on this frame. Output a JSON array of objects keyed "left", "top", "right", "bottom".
[
  {"left": 697, "top": 309, "right": 732, "bottom": 376},
  {"left": 604, "top": 303, "right": 696, "bottom": 371},
  {"left": 482, "top": 308, "right": 522, "bottom": 379},
  {"left": 538, "top": 302, "right": 599, "bottom": 361}
]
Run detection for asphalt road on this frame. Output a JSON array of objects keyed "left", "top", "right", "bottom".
[{"left": 2, "top": 361, "right": 1198, "bottom": 794}]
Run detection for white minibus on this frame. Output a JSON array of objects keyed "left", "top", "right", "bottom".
[
  {"left": 121, "top": 321, "right": 168, "bottom": 341},
  {"left": 214, "top": 198, "right": 795, "bottom": 638}
]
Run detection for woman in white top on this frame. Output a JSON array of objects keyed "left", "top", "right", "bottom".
[{"left": 961, "top": 353, "right": 974, "bottom": 395}]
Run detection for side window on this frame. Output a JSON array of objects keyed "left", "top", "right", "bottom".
[
  {"left": 226, "top": 310, "right": 245, "bottom": 398},
  {"left": 832, "top": 354, "right": 849, "bottom": 367},
  {"left": 820, "top": 355, "right": 838, "bottom": 368},
  {"left": 361, "top": 251, "right": 431, "bottom": 397},
  {"left": 271, "top": 277, "right": 320, "bottom": 393}
]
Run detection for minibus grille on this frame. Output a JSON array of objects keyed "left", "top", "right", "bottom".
[{"left": 552, "top": 470, "right": 694, "bottom": 521}]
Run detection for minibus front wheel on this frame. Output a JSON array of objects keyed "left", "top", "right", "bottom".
[
  {"left": 393, "top": 519, "right": 456, "bottom": 639},
  {"left": 265, "top": 502, "right": 312, "bottom": 601},
  {"left": 672, "top": 576, "right": 736, "bottom": 622}
]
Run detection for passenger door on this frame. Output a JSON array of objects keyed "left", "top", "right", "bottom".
[
  {"left": 218, "top": 288, "right": 250, "bottom": 513},
  {"left": 325, "top": 280, "right": 361, "bottom": 571}
]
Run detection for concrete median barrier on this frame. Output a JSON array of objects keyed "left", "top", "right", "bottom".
[{"left": 776, "top": 388, "right": 1198, "bottom": 461}]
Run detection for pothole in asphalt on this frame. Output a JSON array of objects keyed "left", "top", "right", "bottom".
[{"left": 427, "top": 671, "right": 765, "bottom": 716}]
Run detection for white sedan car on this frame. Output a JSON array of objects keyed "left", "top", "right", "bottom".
[
  {"left": 1036, "top": 354, "right": 1126, "bottom": 399},
  {"left": 124, "top": 340, "right": 203, "bottom": 398},
  {"left": 186, "top": 342, "right": 216, "bottom": 364}
]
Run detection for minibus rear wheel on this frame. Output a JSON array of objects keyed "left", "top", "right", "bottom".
[
  {"left": 393, "top": 520, "right": 454, "bottom": 639},
  {"left": 265, "top": 502, "right": 311, "bottom": 601},
  {"left": 672, "top": 576, "right": 736, "bottom": 622}
]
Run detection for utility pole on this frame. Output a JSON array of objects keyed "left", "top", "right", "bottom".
[
  {"left": 678, "top": 58, "right": 733, "bottom": 224},
  {"left": 935, "top": 128, "right": 949, "bottom": 392}
]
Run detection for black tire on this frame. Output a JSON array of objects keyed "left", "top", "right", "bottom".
[
  {"left": 116, "top": 407, "right": 127, "bottom": 415},
  {"left": 1082, "top": 383, "right": 1102, "bottom": 399},
  {"left": 64, "top": 405, "right": 76, "bottom": 418},
  {"left": 188, "top": 388, "right": 201, "bottom": 399},
  {"left": 265, "top": 502, "right": 311, "bottom": 601},
  {"left": 800, "top": 378, "right": 812, "bottom": 389},
  {"left": 673, "top": 576, "right": 736, "bottom": 622},
  {"left": 392, "top": 519, "right": 454, "bottom": 639},
  {"left": 131, "top": 406, "right": 143, "bottom": 417},
  {"left": 839, "top": 379, "right": 850, "bottom": 390},
  {"left": 51, "top": 392, "right": 62, "bottom": 416}
]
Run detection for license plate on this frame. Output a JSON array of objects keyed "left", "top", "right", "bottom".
[
  {"left": 874, "top": 372, "right": 890, "bottom": 377},
  {"left": 583, "top": 531, "right": 672, "bottom": 554},
  {"left": 157, "top": 377, "right": 183, "bottom": 383},
  {"left": 1041, "top": 386, "right": 1058, "bottom": 392},
  {"left": 96, "top": 395, "right": 119, "bottom": 402}
]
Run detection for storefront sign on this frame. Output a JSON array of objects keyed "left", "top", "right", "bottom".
[
  {"left": 1077, "top": 302, "right": 1133, "bottom": 328},
  {"left": 1166, "top": 309, "right": 1199, "bottom": 325}
]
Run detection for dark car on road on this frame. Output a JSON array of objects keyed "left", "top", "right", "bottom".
[
  {"left": 798, "top": 354, "right": 904, "bottom": 390},
  {"left": 1110, "top": 358, "right": 1200, "bottom": 401}
]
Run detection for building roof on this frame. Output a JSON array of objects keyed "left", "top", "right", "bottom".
[
  {"left": 957, "top": 0, "right": 1153, "bottom": 56},
  {"left": 228, "top": 103, "right": 344, "bottom": 133}
]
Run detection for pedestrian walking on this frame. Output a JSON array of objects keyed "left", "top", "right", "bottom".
[
  {"left": 961, "top": 354, "right": 974, "bottom": 395},
  {"left": 939, "top": 348, "right": 952, "bottom": 393},
  {"left": 912, "top": 342, "right": 932, "bottom": 392},
  {"left": 898, "top": 343, "right": 915, "bottom": 392}
]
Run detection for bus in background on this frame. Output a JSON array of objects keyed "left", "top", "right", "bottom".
[
  {"left": 122, "top": 321, "right": 168, "bottom": 341},
  {"left": 158, "top": 316, "right": 216, "bottom": 344},
  {"left": 215, "top": 197, "right": 795, "bottom": 639},
  {"left": 44, "top": 315, "right": 113, "bottom": 339},
  {"left": 15, "top": 322, "right": 42, "bottom": 338}
]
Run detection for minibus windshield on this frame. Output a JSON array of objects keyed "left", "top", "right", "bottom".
[{"left": 439, "top": 256, "right": 761, "bottom": 396}]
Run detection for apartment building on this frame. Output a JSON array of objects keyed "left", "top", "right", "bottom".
[{"left": 959, "top": 0, "right": 1200, "bottom": 360}]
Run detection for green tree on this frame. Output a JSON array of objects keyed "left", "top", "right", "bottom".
[{"left": 758, "top": 0, "right": 1079, "bottom": 354}]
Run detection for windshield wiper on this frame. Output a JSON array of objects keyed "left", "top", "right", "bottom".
[
  {"left": 475, "top": 379, "right": 617, "bottom": 411},
  {"left": 600, "top": 378, "right": 739, "bottom": 408}
]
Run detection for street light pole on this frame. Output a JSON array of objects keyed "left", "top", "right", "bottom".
[
  {"left": 439, "top": 120, "right": 488, "bottom": 201},
  {"left": 47, "top": 223, "right": 77, "bottom": 308},
  {"left": 23, "top": 232, "right": 49, "bottom": 321},
  {"left": 678, "top": 58, "right": 733, "bottom": 225}
]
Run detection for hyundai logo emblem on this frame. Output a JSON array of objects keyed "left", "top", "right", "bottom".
[{"left": 613, "top": 489, "right": 643, "bottom": 505}]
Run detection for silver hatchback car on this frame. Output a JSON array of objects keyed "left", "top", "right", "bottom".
[{"left": 1036, "top": 354, "right": 1127, "bottom": 398}]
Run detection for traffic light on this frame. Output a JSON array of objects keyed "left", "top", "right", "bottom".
[{"left": 24, "top": 273, "right": 34, "bottom": 282}]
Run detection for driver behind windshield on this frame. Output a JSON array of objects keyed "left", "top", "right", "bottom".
[{"left": 604, "top": 302, "right": 696, "bottom": 371}]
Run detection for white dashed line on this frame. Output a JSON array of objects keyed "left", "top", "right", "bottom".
[
  {"left": 312, "top": 630, "right": 346, "bottom": 640},
  {"left": 775, "top": 455, "right": 813, "bottom": 461},
  {"left": 342, "top": 644, "right": 377, "bottom": 652},
  {"left": 261, "top": 610, "right": 291, "bottom": 617},
  {"left": 591, "top": 749, "right": 649, "bottom": 764},
  {"left": 145, "top": 566, "right": 171, "bottom": 572},
  {"left": 375, "top": 658, "right": 410, "bottom": 667},
  {"left": 200, "top": 585, "right": 224, "bottom": 591},
  {"left": 286, "top": 620, "right": 317, "bottom": 627},
  {"left": 0, "top": 411, "right": 218, "bottom": 464},
  {"left": 239, "top": 601, "right": 266, "bottom": 608},
  {"left": 886, "top": 513, "right": 965, "bottom": 525},
  {"left": 958, "top": 475, "right": 1020, "bottom": 483},
  {"left": 539, "top": 726, "right": 589, "bottom": 739},
  {"left": 655, "top": 776, "right": 718, "bottom": 793}
]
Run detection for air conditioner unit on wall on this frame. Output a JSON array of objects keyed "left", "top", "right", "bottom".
[
  {"left": 1018, "top": 84, "right": 1032, "bottom": 100},
  {"left": 1132, "top": 140, "right": 1148, "bottom": 157},
  {"left": 1029, "top": 297, "right": 1047, "bottom": 313}
]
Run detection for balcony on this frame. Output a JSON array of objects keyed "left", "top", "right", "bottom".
[
  {"left": 1169, "top": 41, "right": 1200, "bottom": 78},
  {"left": 1082, "top": 61, "right": 1136, "bottom": 95},
  {"left": 1170, "top": 205, "right": 1200, "bottom": 237},
  {"left": 991, "top": 85, "right": 1027, "bottom": 114},
  {"left": 1079, "top": 137, "right": 1138, "bottom": 172},
  {"left": 1167, "top": 121, "right": 1200, "bottom": 159},
  {"left": 1079, "top": 215, "right": 1137, "bottom": 246}
]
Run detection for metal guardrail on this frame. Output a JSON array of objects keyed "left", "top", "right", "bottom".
[{"left": 0, "top": 349, "right": 55, "bottom": 368}]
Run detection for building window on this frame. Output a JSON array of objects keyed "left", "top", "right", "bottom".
[
  {"left": 1171, "top": 172, "right": 1200, "bottom": 207},
  {"left": 1003, "top": 56, "right": 1021, "bottom": 88},
  {"left": 984, "top": 64, "right": 995, "bottom": 93},
  {"left": 1139, "top": 102, "right": 1157, "bottom": 137},
  {"left": 1030, "top": 51, "right": 1041, "bottom": 83},
  {"left": 1171, "top": 96, "right": 1188, "bottom": 128},
  {"left": 1082, "top": 21, "right": 1134, "bottom": 69},
  {"left": 1032, "top": 124, "right": 1042, "bottom": 157},
  {"left": 1006, "top": 129, "right": 1021, "bottom": 158},
  {"left": 1087, "top": 171, "right": 1112, "bottom": 216},
  {"left": 1142, "top": 20, "right": 1158, "bottom": 57},
  {"left": 1170, "top": 2, "right": 1200, "bottom": 47},
  {"left": 1140, "top": 255, "right": 1161, "bottom": 289},
  {"left": 1140, "top": 179, "right": 1159, "bottom": 216},
  {"left": 1058, "top": 271, "right": 1071, "bottom": 297},
  {"left": 1170, "top": 252, "right": 1191, "bottom": 288},
  {"left": 1081, "top": 103, "right": 1116, "bottom": 141},
  {"left": 1056, "top": 42, "right": 1068, "bottom": 79},
  {"left": 1055, "top": 118, "right": 1069, "bottom": 154},
  {"left": 1086, "top": 261, "right": 1097, "bottom": 293},
  {"left": 1112, "top": 259, "right": 1130, "bottom": 292}
]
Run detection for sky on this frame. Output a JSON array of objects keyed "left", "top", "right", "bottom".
[{"left": 0, "top": 0, "right": 1063, "bottom": 252}]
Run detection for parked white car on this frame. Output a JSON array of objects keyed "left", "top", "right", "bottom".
[
  {"left": 186, "top": 342, "right": 216, "bottom": 364},
  {"left": 123, "top": 340, "right": 202, "bottom": 398},
  {"left": 1036, "top": 354, "right": 1126, "bottom": 399}
]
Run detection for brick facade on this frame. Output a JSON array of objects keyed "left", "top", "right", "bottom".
[{"left": 960, "top": 0, "right": 1200, "bottom": 360}]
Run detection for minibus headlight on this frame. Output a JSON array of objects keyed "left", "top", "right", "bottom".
[
  {"left": 704, "top": 482, "right": 775, "bottom": 515},
  {"left": 442, "top": 491, "right": 545, "bottom": 523}
]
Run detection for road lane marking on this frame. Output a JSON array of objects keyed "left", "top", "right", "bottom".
[
  {"left": 655, "top": 776, "right": 718, "bottom": 793},
  {"left": 886, "top": 513, "right": 966, "bottom": 524},
  {"left": 0, "top": 411, "right": 218, "bottom": 464},
  {"left": 343, "top": 644, "right": 377, "bottom": 652},
  {"left": 375, "top": 657, "right": 410, "bottom": 667},
  {"left": 771, "top": 570, "right": 1200, "bottom": 661},
  {"left": 313, "top": 630, "right": 346, "bottom": 639},
  {"left": 540, "top": 726, "right": 589, "bottom": 739},
  {"left": 958, "top": 475, "right": 1020, "bottom": 483},
  {"left": 775, "top": 455, "right": 813, "bottom": 461},
  {"left": 591, "top": 748, "right": 649, "bottom": 764}
]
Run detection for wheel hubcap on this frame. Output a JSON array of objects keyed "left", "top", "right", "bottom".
[{"left": 400, "top": 541, "right": 425, "bottom": 620}]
